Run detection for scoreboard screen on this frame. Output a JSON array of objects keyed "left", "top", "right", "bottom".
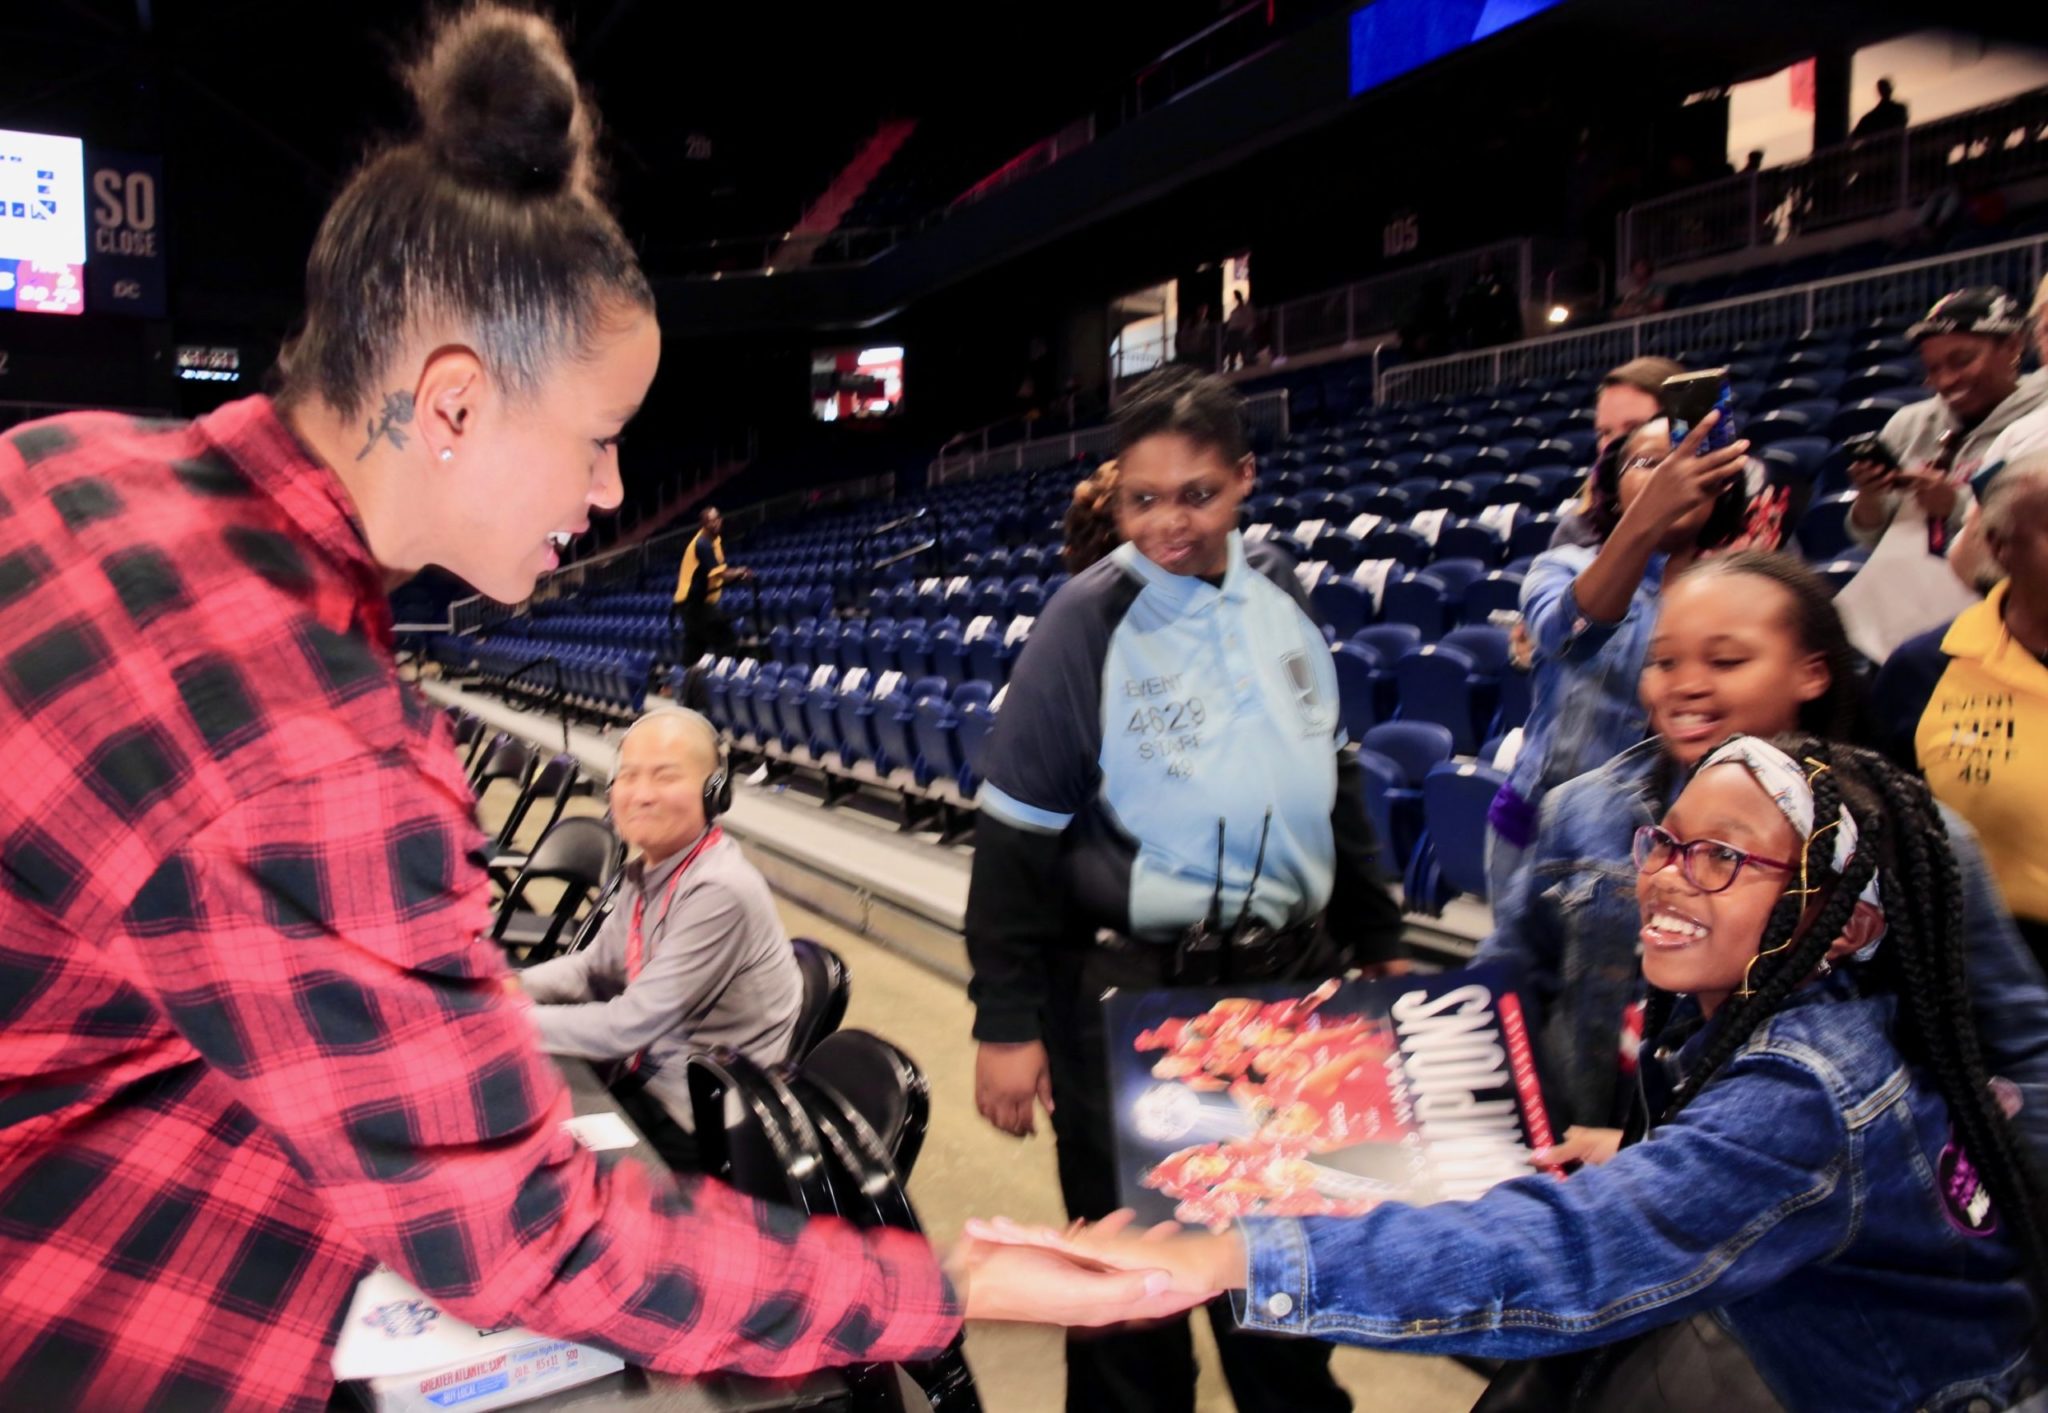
[{"left": 0, "top": 128, "right": 86, "bottom": 316}]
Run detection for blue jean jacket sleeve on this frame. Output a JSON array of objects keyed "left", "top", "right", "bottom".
[
  {"left": 1232, "top": 1048, "right": 1851, "bottom": 1356},
  {"left": 1523, "top": 549, "right": 1623, "bottom": 666},
  {"left": 1946, "top": 806, "right": 2048, "bottom": 1169}
]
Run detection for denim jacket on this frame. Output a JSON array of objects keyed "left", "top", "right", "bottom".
[
  {"left": 1502, "top": 545, "right": 1664, "bottom": 812},
  {"left": 1477, "top": 739, "right": 2048, "bottom": 1170},
  {"left": 1235, "top": 974, "right": 2041, "bottom": 1412}
]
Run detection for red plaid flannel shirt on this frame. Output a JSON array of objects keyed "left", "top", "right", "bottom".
[{"left": 0, "top": 398, "right": 959, "bottom": 1411}]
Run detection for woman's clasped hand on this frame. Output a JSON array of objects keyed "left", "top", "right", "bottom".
[
  {"left": 949, "top": 1212, "right": 1224, "bottom": 1324},
  {"left": 956, "top": 1209, "right": 1241, "bottom": 1323}
]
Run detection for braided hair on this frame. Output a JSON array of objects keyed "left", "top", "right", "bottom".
[
  {"left": 1642, "top": 736, "right": 2048, "bottom": 1315},
  {"left": 1675, "top": 551, "right": 1874, "bottom": 747}
]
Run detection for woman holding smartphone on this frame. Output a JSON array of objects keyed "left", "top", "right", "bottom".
[{"left": 1484, "top": 412, "right": 1752, "bottom": 904}]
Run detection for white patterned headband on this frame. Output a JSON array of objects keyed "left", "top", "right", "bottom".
[{"left": 1696, "top": 736, "right": 1884, "bottom": 955}]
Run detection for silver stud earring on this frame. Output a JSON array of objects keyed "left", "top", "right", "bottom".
[{"left": 438, "top": 448, "right": 454, "bottom": 463}]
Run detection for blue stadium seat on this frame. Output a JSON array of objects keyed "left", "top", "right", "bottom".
[
  {"left": 869, "top": 674, "right": 927, "bottom": 776},
  {"left": 1508, "top": 514, "right": 1560, "bottom": 560},
  {"left": 1382, "top": 571, "right": 1453, "bottom": 640},
  {"left": 1797, "top": 491, "right": 1860, "bottom": 561},
  {"left": 1836, "top": 363, "right": 1920, "bottom": 402},
  {"left": 1311, "top": 575, "right": 1374, "bottom": 639},
  {"left": 1333, "top": 641, "right": 1386, "bottom": 741},
  {"left": 832, "top": 669, "right": 880, "bottom": 767},
  {"left": 1441, "top": 624, "right": 1513, "bottom": 675},
  {"left": 1362, "top": 719, "right": 1455, "bottom": 785},
  {"left": 1460, "top": 570, "right": 1525, "bottom": 626},
  {"left": 802, "top": 666, "right": 842, "bottom": 758},
  {"left": 1417, "top": 761, "right": 1511, "bottom": 905},
  {"left": 1351, "top": 746, "right": 1409, "bottom": 884},
  {"left": 734, "top": 662, "right": 784, "bottom": 749},
  {"left": 1825, "top": 396, "right": 1909, "bottom": 441},
  {"left": 1394, "top": 642, "right": 1493, "bottom": 755},
  {"left": 1434, "top": 521, "right": 1507, "bottom": 566},
  {"left": 1419, "top": 481, "right": 1478, "bottom": 515},
  {"left": 1360, "top": 526, "right": 1432, "bottom": 568},
  {"left": 1359, "top": 722, "right": 1452, "bottom": 882},
  {"left": 953, "top": 682, "right": 1000, "bottom": 795},
  {"left": 774, "top": 667, "right": 812, "bottom": 751}
]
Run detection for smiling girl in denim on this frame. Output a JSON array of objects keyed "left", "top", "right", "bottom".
[
  {"left": 1479, "top": 554, "right": 2048, "bottom": 1174},
  {"left": 970, "top": 737, "right": 2048, "bottom": 1411}
]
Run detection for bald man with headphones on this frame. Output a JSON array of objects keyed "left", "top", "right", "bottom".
[{"left": 511, "top": 709, "right": 801, "bottom": 1168}]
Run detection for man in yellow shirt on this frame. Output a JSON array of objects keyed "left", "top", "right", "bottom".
[
  {"left": 672, "top": 505, "right": 748, "bottom": 663},
  {"left": 1876, "top": 453, "right": 2048, "bottom": 963}
]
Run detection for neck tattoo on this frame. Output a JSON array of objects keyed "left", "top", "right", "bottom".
[{"left": 357, "top": 391, "right": 416, "bottom": 461}]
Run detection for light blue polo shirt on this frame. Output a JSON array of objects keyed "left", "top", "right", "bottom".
[{"left": 978, "top": 532, "right": 1344, "bottom": 941}]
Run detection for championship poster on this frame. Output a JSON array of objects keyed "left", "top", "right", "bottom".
[{"left": 1103, "top": 966, "right": 1554, "bottom": 1229}]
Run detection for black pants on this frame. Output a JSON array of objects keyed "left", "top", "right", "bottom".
[
  {"left": 1040, "top": 941, "right": 1351, "bottom": 1413},
  {"left": 672, "top": 600, "right": 739, "bottom": 667}
]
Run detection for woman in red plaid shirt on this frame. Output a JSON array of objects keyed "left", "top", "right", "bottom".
[{"left": 0, "top": 9, "right": 1201, "bottom": 1409}]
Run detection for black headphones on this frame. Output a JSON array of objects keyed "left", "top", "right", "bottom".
[{"left": 702, "top": 738, "right": 732, "bottom": 820}]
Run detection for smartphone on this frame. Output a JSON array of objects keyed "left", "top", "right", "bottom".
[
  {"left": 1660, "top": 369, "right": 1737, "bottom": 453},
  {"left": 1841, "top": 436, "right": 1900, "bottom": 472}
]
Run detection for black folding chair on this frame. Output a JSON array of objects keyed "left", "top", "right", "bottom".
[
  {"left": 487, "top": 754, "right": 589, "bottom": 891},
  {"left": 492, "top": 816, "right": 617, "bottom": 964},
  {"left": 685, "top": 1050, "right": 839, "bottom": 1216},
  {"left": 788, "top": 1047, "right": 981, "bottom": 1412},
  {"left": 464, "top": 716, "right": 499, "bottom": 769},
  {"left": 469, "top": 735, "right": 534, "bottom": 809},
  {"left": 787, "top": 937, "right": 851, "bottom": 1062},
  {"left": 799, "top": 1030, "right": 931, "bottom": 1181}
]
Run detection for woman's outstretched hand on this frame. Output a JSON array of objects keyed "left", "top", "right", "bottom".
[
  {"left": 962, "top": 1209, "right": 1248, "bottom": 1304},
  {"left": 948, "top": 1223, "right": 1217, "bottom": 1327}
]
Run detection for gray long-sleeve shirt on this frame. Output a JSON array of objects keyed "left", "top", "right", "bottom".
[
  {"left": 522, "top": 831, "right": 801, "bottom": 1126},
  {"left": 1847, "top": 372, "right": 2048, "bottom": 549}
]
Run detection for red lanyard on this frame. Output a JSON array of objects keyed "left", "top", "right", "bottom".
[{"left": 625, "top": 826, "right": 722, "bottom": 981}]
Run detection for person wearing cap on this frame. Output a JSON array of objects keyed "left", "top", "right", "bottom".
[
  {"left": 1952, "top": 274, "right": 2048, "bottom": 589},
  {"left": 507, "top": 708, "right": 800, "bottom": 1168},
  {"left": 1846, "top": 286, "right": 2048, "bottom": 556}
]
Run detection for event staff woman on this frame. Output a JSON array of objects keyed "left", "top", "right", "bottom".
[
  {"left": 966, "top": 366, "right": 1405, "bottom": 1413},
  {"left": 0, "top": 9, "right": 1188, "bottom": 1407}
]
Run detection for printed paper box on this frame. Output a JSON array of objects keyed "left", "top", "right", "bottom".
[
  {"left": 1104, "top": 965, "right": 1554, "bottom": 1229},
  {"left": 334, "top": 1267, "right": 624, "bottom": 1413}
]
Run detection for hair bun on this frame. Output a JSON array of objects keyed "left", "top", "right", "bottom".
[{"left": 409, "top": 6, "right": 589, "bottom": 197}]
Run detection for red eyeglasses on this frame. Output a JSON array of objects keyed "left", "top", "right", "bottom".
[{"left": 1632, "top": 825, "right": 1797, "bottom": 894}]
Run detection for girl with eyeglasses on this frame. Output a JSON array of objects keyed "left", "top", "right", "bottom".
[
  {"left": 1480, "top": 552, "right": 2048, "bottom": 1173},
  {"left": 969, "top": 737, "right": 2048, "bottom": 1410}
]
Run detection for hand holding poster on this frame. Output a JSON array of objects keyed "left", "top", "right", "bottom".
[{"left": 1105, "top": 966, "right": 1554, "bottom": 1230}]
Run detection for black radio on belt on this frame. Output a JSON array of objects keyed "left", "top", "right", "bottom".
[{"left": 1175, "top": 811, "right": 1293, "bottom": 985}]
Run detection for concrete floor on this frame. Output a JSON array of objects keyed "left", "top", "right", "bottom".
[{"left": 479, "top": 778, "right": 1484, "bottom": 1412}]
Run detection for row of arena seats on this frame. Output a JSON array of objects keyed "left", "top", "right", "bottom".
[
  {"left": 693, "top": 657, "right": 1001, "bottom": 804},
  {"left": 459, "top": 635, "right": 656, "bottom": 720}
]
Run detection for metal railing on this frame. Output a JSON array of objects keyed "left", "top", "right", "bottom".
[
  {"left": 1621, "top": 85, "right": 2048, "bottom": 273},
  {"left": 1378, "top": 233, "right": 2048, "bottom": 406},
  {"left": 1109, "top": 240, "right": 1533, "bottom": 389},
  {"left": 929, "top": 389, "right": 1290, "bottom": 487}
]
